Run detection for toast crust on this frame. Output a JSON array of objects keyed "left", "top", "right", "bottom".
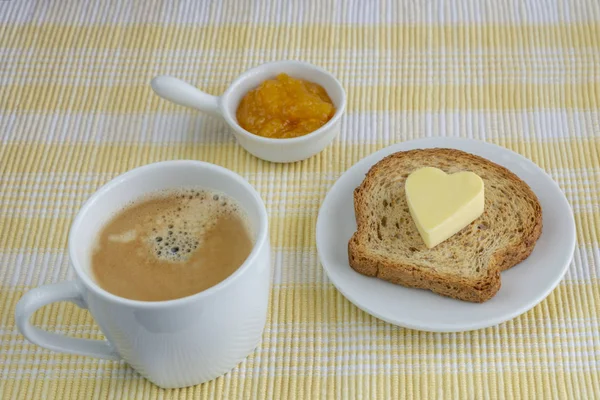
[{"left": 348, "top": 148, "right": 543, "bottom": 303}]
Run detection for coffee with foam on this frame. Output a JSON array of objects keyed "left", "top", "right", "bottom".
[{"left": 91, "top": 188, "right": 253, "bottom": 301}]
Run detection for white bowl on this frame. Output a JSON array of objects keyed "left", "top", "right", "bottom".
[{"left": 151, "top": 60, "right": 347, "bottom": 163}]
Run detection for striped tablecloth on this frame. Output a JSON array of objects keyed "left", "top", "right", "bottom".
[{"left": 1, "top": 1, "right": 599, "bottom": 398}]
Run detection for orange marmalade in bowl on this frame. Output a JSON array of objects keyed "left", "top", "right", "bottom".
[{"left": 236, "top": 73, "right": 336, "bottom": 139}]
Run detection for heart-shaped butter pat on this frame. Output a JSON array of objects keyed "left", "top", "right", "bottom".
[{"left": 405, "top": 167, "right": 484, "bottom": 248}]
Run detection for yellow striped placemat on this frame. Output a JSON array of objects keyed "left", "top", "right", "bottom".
[{"left": 1, "top": 0, "right": 599, "bottom": 398}]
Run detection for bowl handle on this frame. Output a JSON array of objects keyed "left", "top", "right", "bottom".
[{"left": 151, "top": 75, "right": 222, "bottom": 118}]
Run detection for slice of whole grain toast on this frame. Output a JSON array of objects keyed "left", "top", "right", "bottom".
[{"left": 348, "top": 148, "right": 542, "bottom": 303}]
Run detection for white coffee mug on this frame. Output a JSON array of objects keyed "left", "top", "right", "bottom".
[{"left": 15, "top": 161, "right": 271, "bottom": 389}]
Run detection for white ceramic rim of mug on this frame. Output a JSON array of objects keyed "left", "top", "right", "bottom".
[
  {"left": 68, "top": 160, "right": 269, "bottom": 309},
  {"left": 220, "top": 60, "right": 347, "bottom": 144}
]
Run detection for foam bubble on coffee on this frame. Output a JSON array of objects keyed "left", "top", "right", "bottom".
[
  {"left": 108, "top": 229, "right": 137, "bottom": 243},
  {"left": 106, "top": 188, "right": 246, "bottom": 262}
]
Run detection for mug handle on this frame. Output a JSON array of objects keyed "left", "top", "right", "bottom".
[
  {"left": 150, "top": 75, "right": 222, "bottom": 118},
  {"left": 15, "top": 281, "right": 120, "bottom": 360}
]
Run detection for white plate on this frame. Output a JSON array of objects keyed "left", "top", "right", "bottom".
[{"left": 316, "top": 138, "right": 576, "bottom": 332}]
